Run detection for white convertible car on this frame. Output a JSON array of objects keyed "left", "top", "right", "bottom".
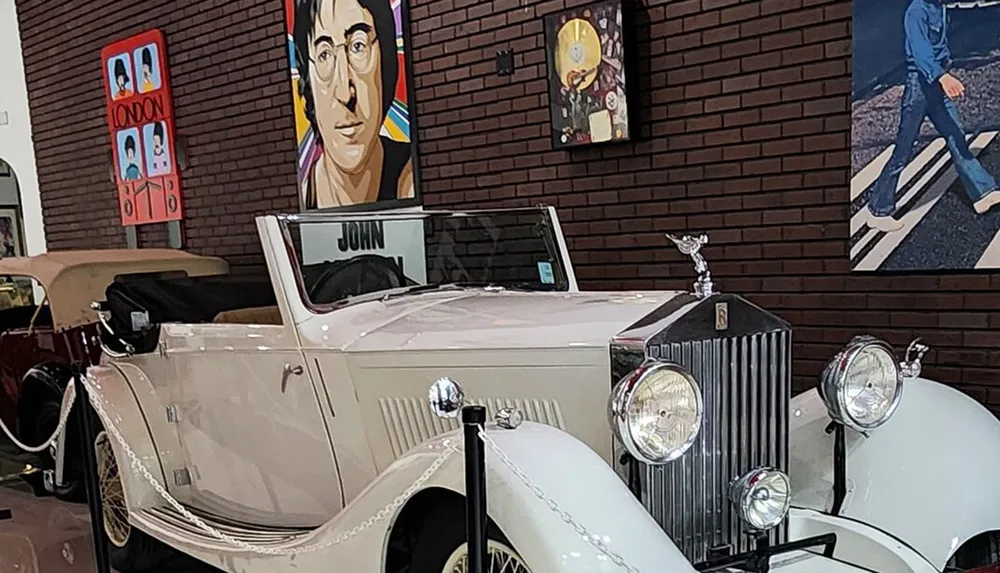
[{"left": 76, "top": 207, "right": 999, "bottom": 573}]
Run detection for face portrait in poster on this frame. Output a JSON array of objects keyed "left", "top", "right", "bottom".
[
  {"left": 287, "top": 0, "right": 418, "bottom": 210},
  {"left": 116, "top": 128, "right": 144, "bottom": 181},
  {"left": 143, "top": 121, "right": 172, "bottom": 176},
  {"left": 133, "top": 43, "right": 163, "bottom": 94},
  {"left": 851, "top": 1, "right": 1000, "bottom": 272},
  {"left": 107, "top": 54, "right": 134, "bottom": 101}
]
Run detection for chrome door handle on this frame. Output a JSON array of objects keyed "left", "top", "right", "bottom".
[{"left": 281, "top": 363, "right": 304, "bottom": 393}]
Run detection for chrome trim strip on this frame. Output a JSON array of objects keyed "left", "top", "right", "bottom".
[{"left": 272, "top": 206, "right": 549, "bottom": 223}]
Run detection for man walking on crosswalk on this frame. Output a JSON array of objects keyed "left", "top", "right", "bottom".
[{"left": 867, "top": 0, "right": 1000, "bottom": 232}]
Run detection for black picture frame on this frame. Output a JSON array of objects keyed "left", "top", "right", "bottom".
[{"left": 543, "top": 0, "right": 638, "bottom": 150}]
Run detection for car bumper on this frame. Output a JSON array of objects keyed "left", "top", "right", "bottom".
[{"left": 768, "top": 550, "right": 872, "bottom": 572}]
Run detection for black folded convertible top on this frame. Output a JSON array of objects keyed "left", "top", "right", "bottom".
[{"left": 105, "top": 273, "right": 277, "bottom": 332}]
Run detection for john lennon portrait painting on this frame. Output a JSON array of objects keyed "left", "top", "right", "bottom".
[
  {"left": 285, "top": 0, "right": 418, "bottom": 210},
  {"left": 544, "top": 0, "right": 634, "bottom": 149},
  {"left": 851, "top": 0, "right": 1000, "bottom": 271}
]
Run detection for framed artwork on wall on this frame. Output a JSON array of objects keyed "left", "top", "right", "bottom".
[
  {"left": 850, "top": 3, "right": 1000, "bottom": 272},
  {"left": 543, "top": 0, "right": 637, "bottom": 150},
  {"left": 100, "top": 29, "right": 184, "bottom": 227},
  {"left": 0, "top": 208, "right": 23, "bottom": 257},
  {"left": 284, "top": 0, "right": 422, "bottom": 213}
]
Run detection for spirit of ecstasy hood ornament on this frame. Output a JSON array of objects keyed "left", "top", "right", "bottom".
[{"left": 666, "top": 233, "right": 715, "bottom": 298}]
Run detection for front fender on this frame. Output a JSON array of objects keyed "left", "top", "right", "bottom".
[
  {"left": 789, "top": 376, "right": 1000, "bottom": 570},
  {"left": 789, "top": 508, "right": 937, "bottom": 573},
  {"left": 84, "top": 365, "right": 165, "bottom": 511},
  {"left": 472, "top": 422, "right": 696, "bottom": 573},
  {"left": 136, "top": 422, "right": 696, "bottom": 573}
]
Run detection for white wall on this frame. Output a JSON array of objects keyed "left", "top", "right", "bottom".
[{"left": 0, "top": 0, "right": 46, "bottom": 256}]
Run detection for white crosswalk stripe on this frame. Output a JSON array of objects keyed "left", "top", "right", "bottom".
[
  {"left": 976, "top": 228, "right": 1000, "bottom": 268},
  {"left": 851, "top": 131, "right": 999, "bottom": 271},
  {"left": 850, "top": 138, "right": 949, "bottom": 237}
]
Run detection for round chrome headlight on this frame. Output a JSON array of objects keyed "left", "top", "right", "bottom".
[
  {"left": 608, "top": 362, "right": 703, "bottom": 465},
  {"left": 819, "top": 336, "right": 903, "bottom": 431},
  {"left": 729, "top": 468, "right": 791, "bottom": 531}
]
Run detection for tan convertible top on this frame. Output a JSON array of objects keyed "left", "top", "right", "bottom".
[{"left": 0, "top": 249, "right": 229, "bottom": 331}]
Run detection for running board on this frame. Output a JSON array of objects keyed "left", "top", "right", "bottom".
[{"left": 133, "top": 505, "right": 315, "bottom": 552}]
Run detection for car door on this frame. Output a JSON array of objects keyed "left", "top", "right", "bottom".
[{"left": 163, "top": 303, "right": 343, "bottom": 528}]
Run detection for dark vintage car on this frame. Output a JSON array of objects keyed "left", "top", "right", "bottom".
[{"left": 0, "top": 249, "right": 230, "bottom": 501}]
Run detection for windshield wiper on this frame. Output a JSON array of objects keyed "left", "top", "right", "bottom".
[
  {"left": 331, "top": 282, "right": 549, "bottom": 310},
  {"left": 379, "top": 281, "right": 550, "bottom": 302}
]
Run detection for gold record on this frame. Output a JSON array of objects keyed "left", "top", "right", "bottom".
[{"left": 555, "top": 18, "right": 601, "bottom": 91}]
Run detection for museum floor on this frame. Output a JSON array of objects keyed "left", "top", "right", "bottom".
[
  {"left": 0, "top": 474, "right": 102, "bottom": 573},
  {"left": 0, "top": 463, "right": 218, "bottom": 573}
]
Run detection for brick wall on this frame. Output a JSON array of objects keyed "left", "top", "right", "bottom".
[
  {"left": 407, "top": 0, "right": 1000, "bottom": 408},
  {"left": 15, "top": 0, "right": 298, "bottom": 272},
  {"left": 17, "top": 0, "right": 1000, "bottom": 411}
]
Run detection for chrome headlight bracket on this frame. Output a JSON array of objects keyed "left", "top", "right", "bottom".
[
  {"left": 819, "top": 335, "right": 903, "bottom": 432},
  {"left": 609, "top": 361, "right": 704, "bottom": 465}
]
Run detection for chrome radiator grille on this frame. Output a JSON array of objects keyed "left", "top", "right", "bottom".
[{"left": 633, "top": 329, "right": 791, "bottom": 564}]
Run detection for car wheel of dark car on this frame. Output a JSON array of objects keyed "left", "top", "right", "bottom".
[
  {"left": 35, "top": 398, "right": 86, "bottom": 503},
  {"left": 15, "top": 367, "right": 86, "bottom": 503}
]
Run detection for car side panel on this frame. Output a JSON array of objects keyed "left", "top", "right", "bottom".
[
  {"left": 789, "top": 376, "right": 1000, "bottom": 570},
  {"left": 127, "top": 423, "right": 698, "bottom": 573},
  {"left": 106, "top": 359, "right": 191, "bottom": 505}
]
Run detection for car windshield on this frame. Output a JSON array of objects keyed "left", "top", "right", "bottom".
[{"left": 282, "top": 208, "right": 572, "bottom": 308}]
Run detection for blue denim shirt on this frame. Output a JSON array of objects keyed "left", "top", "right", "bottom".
[{"left": 904, "top": 0, "right": 950, "bottom": 83}]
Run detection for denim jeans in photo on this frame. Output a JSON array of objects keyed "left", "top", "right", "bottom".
[{"left": 868, "top": 71, "right": 998, "bottom": 217}]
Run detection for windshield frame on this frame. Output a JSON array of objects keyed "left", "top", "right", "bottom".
[{"left": 277, "top": 206, "right": 577, "bottom": 314}]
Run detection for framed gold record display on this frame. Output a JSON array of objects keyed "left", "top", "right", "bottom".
[{"left": 543, "top": 0, "right": 636, "bottom": 149}]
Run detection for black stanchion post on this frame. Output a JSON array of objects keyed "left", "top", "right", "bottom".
[
  {"left": 75, "top": 370, "right": 112, "bottom": 573},
  {"left": 831, "top": 423, "right": 847, "bottom": 515},
  {"left": 462, "top": 405, "right": 487, "bottom": 573}
]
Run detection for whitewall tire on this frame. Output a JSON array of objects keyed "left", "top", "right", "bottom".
[
  {"left": 95, "top": 430, "right": 132, "bottom": 548},
  {"left": 91, "top": 423, "right": 186, "bottom": 572},
  {"left": 441, "top": 539, "right": 531, "bottom": 573},
  {"left": 409, "top": 501, "right": 531, "bottom": 573}
]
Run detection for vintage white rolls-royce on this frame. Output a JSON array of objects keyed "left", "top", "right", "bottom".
[{"left": 78, "top": 207, "right": 1000, "bottom": 573}]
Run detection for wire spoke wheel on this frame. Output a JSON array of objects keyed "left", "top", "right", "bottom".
[
  {"left": 95, "top": 430, "right": 131, "bottom": 548},
  {"left": 441, "top": 539, "right": 531, "bottom": 573}
]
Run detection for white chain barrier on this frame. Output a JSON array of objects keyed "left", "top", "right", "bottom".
[
  {"left": 77, "top": 372, "right": 456, "bottom": 556},
  {"left": 0, "top": 377, "right": 76, "bottom": 453},
  {"left": 6, "top": 375, "right": 642, "bottom": 571}
]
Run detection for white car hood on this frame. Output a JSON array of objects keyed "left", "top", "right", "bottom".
[{"left": 312, "top": 289, "right": 689, "bottom": 352}]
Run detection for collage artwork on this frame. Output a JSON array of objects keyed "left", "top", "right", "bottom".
[{"left": 544, "top": 0, "right": 631, "bottom": 149}]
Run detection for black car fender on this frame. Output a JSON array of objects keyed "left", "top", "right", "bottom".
[{"left": 15, "top": 361, "right": 75, "bottom": 435}]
